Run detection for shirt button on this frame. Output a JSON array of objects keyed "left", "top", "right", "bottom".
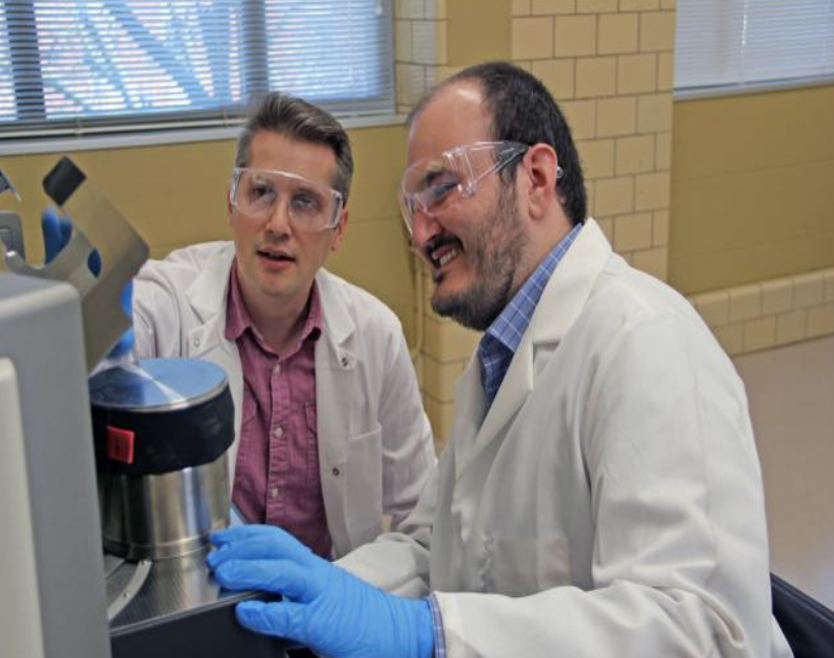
[
  {"left": 273, "top": 426, "right": 283, "bottom": 438},
  {"left": 274, "top": 364, "right": 281, "bottom": 374},
  {"left": 270, "top": 487, "right": 279, "bottom": 499}
]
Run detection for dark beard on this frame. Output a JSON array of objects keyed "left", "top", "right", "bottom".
[{"left": 431, "top": 185, "right": 526, "bottom": 331}]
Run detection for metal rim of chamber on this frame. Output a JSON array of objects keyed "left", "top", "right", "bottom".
[{"left": 89, "top": 358, "right": 230, "bottom": 414}]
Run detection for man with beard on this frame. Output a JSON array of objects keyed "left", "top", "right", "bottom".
[{"left": 205, "top": 62, "right": 793, "bottom": 658}]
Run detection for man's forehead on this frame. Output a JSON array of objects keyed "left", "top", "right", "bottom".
[
  {"left": 249, "top": 131, "right": 336, "bottom": 185},
  {"left": 406, "top": 83, "right": 491, "bottom": 164}
]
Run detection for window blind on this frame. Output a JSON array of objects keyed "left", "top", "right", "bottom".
[
  {"left": 0, "top": 0, "right": 395, "bottom": 137},
  {"left": 675, "top": 0, "right": 834, "bottom": 93}
]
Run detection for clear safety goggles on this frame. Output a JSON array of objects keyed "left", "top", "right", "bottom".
[
  {"left": 230, "top": 167, "right": 344, "bottom": 232},
  {"left": 399, "top": 141, "right": 567, "bottom": 234},
  {"left": 400, "top": 141, "right": 545, "bottom": 235}
]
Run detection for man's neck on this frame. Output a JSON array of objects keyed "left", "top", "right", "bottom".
[
  {"left": 243, "top": 286, "right": 313, "bottom": 356},
  {"left": 511, "top": 218, "right": 574, "bottom": 301}
]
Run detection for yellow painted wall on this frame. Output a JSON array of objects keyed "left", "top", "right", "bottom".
[
  {"left": 669, "top": 84, "right": 834, "bottom": 295},
  {"left": 0, "top": 123, "right": 417, "bottom": 341},
  {"left": 447, "top": 0, "right": 511, "bottom": 66}
]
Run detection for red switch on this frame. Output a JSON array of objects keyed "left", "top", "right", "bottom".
[{"left": 106, "top": 426, "right": 135, "bottom": 464}]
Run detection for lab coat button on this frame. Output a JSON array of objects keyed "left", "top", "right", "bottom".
[
  {"left": 193, "top": 336, "right": 201, "bottom": 348},
  {"left": 332, "top": 467, "right": 340, "bottom": 477},
  {"left": 340, "top": 356, "right": 348, "bottom": 367}
]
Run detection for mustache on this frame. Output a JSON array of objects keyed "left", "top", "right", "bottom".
[
  {"left": 259, "top": 234, "right": 290, "bottom": 248},
  {"left": 419, "top": 233, "right": 462, "bottom": 258}
]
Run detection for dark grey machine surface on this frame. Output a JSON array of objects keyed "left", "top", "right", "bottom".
[{"left": 108, "top": 546, "right": 290, "bottom": 658}]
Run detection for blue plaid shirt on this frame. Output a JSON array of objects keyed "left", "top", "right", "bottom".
[{"left": 477, "top": 222, "right": 582, "bottom": 409}]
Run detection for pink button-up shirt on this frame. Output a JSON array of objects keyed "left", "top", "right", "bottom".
[{"left": 225, "top": 262, "right": 332, "bottom": 557}]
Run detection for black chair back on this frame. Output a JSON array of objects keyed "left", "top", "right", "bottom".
[{"left": 772, "top": 573, "right": 834, "bottom": 658}]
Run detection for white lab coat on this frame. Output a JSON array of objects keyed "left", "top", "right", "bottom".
[
  {"left": 131, "top": 241, "right": 436, "bottom": 557},
  {"left": 339, "top": 219, "right": 793, "bottom": 657}
]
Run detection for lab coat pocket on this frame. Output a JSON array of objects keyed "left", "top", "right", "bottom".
[
  {"left": 344, "top": 423, "right": 383, "bottom": 545},
  {"left": 485, "top": 534, "right": 571, "bottom": 596}
]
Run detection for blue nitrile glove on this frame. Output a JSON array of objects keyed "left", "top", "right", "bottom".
[
  {"left": 207, "top": 525, "right": 435, "bottom": 658},
  {"left": 41, "top": 209, "right": 135, "bottom": 358}
]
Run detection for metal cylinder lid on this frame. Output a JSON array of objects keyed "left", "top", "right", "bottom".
[{"left": 89, "top": 358, "right": 234, "bottom": 476}]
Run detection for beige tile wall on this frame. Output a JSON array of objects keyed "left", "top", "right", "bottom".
[
  {"left": 512, "top": 1, "right": 676, "bottom": 285},
  {"left": 690, "top": 267, "right": 834, "bottom": 357},
  {"left": 394, "top": 0, "right": 451, "bottom": 114}
]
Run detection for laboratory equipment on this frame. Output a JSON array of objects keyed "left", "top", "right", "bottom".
[{"left": 0, "top": 157, "right": 288, "bottom": 657}]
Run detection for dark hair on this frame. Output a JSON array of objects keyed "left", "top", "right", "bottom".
[
  {"left": 409, "top": 61, "right": 586, "bottom": 225},
  {"left": 236, "top": 92, "right": 354, "bottom": 202}
]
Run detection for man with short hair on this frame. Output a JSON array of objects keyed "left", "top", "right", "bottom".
[
  {"left": 206, "top": 63, "right": 793, "bottom": 657},
  {"left": 131, "top": 92, "right": 436, "bottom": 558}
]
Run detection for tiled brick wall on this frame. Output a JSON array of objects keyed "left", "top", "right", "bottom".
[
  {"left": 690, "top": 268, "right": 834, "bottom": 357},
  {"left": 512, "top": 0, "right": 675, "bottom": 282},
  {"left": 419, "top": 268, "right": 481, "bottom": 449},
  {"left": 394, "top": 0, "right": 450, "bottom": 114}
]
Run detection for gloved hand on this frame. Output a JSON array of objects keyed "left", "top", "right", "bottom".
[
  {"left": 41, "top": 208, "right": 135, "bottom": 358},
  {"left": 207, "top": 525, "right": 435, "bottom": 658}
]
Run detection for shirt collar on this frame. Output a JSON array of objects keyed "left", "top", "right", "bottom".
[
  {"left": 484, "top": 222, "right": 583, "bottom": 354},
  {"left": 476, "top": 222, "right": 582, "bottom": 409}
]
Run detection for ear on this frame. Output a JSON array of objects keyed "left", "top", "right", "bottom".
[
  {"left": 226, "top": 187, "right": 234, "bottom": 224},
  {"left": 522, "top": 144, "right": 560, "bottom": 221},
  {"left": 330, "top": 207, "right": 349, "bottom": 252}
]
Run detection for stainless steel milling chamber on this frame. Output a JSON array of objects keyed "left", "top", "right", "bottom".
[{"left": 89, "top": 358, "right": 235, "bottom": 560}]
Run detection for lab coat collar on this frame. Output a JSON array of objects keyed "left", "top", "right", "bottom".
[
  {"left": 188, "top": 242, "right": 235, "bottom": 327},
  {"left": 530, "top": 217, "right": 611, "bottom": 346},
  {"left": 185, "top": 243, "right": 356, "bottom": 353},
  {"left": 315, "top": 269, "right": 357, "bottom": 353},
  {"left": 312, "top": 270, "right": 358, "bottom": 478}
]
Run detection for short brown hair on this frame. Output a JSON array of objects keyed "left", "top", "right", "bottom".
[{"left": 236, "top": 92, "right": 354, "bottom": 202}]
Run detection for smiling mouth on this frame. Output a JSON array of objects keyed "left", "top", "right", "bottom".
[{"left": 427, "top": 240, "right": 462, "bottom": 271}]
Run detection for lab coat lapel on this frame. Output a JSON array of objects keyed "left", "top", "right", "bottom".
[
  {"left": 451, "top": 219, "right": 612, "bottom": 521},
  {"left": 530, "top": 219, "right": 612, "bottom": 346},
  {"left": 314, "top": 272, "right": 357, "bottom": 469},
  {"left": 183, "top": 247, "right": 244, "bottom": 477},
  {"left": 458, "top": 329, "right": 535, "bottom": 476},
  {"left": 450, "top": 335, "right": 534, "bottom": 551},
  {"left": 313, "top": 272, "right": 357, "bottom": 553},
  {"left": 451, "top": 356, "right": 486, "bottom": 482}
]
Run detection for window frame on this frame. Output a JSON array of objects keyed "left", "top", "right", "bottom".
[
  {"left": 0, "top": 0, "right": 400, "bottom": 153},
  {"left": 674, "top": 0, "right": 834, "bottom": 101}
]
